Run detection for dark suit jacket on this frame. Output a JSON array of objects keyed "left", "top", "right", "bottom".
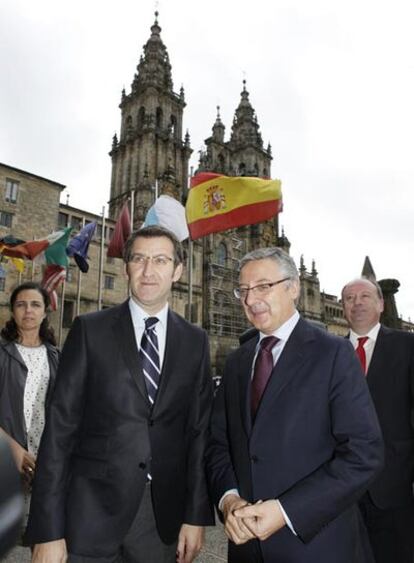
[
  {"left": 0, "top": 340, "right": 59, "bottom": 448},
  {"left": 26, "top": 301, "right": 214, "bottom": 557},
  {"left": 207, "top": 318, "right": 383, "bottom": 563},
  {"left": 362, "top": 325, "right": 414, "bottom": 509}
]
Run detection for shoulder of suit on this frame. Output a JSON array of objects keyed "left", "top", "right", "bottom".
[
  {"left": 168, "top": 309, "right": 207, "bottom": 338},
  {"left": 379, "top": 325, "right": 414, "bottom": 343},
  {"left": 299, "top": 317, "right": 350, "bottom": 348},
  {"left": 73, "top": 301, "right": 128, "bottom": 326}
]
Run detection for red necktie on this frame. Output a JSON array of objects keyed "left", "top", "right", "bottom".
[
  {"left": 355, "top": 336, "right": 369, "bottom": 374},
  {"left": 251, "top": 336, "right": 279, "bottom": 419}
]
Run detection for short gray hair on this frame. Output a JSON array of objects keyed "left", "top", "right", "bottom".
[{"left": 239, "top": 247, "right": 299, "bottom": 283}]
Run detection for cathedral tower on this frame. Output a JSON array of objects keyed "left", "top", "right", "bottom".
[{"left": 109, "top": 12, "right": 192, "bottom": 226}]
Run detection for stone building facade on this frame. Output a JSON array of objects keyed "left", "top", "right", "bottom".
[
  {"left": 1, "top": 13, "right": 412, "bottom": 364},
  {"left": 0, "top": 163, "right": 127, "bottom": 344}
]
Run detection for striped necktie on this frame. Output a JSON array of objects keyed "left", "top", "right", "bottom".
[{"left": 139, "top": 317, "right": 160, "bottom": 405}]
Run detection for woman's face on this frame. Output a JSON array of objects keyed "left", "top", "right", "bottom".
[{"left": 12, "top": 289, "right": 46, "bottom": 333}]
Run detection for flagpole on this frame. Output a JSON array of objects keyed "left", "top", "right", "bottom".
[
  {"left": 155, "top": 179, "right": 159, "bottom": 202},
  {"left": 130, "top": 190, "right": 135, "bottom": 230},
  {"left": 31, "top": 237, "right": 35, "bottom": 281},
  {"left": 75, "top": 217, "right": 86, "bottom": 316},
  {"left": 58, "top": 280, "right": 66, "bottom": 348},
  {"left": 97, "top": 207, "right": 105, "bottom": 311},
  {"left": 187, "top": 167, "right": 194, "bottom": 322}
]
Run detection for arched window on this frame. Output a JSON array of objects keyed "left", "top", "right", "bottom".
[
  {"left": 238, "top": 162, "right": 246, "bottom": 176},
  {"left": 170, "top": 115, "right": 177, "bottom": 136},
  {"left": 138, "top": 107, "right": 145, "bottom": 129},
  {"left": 156, "top": 107, "right": 163, "bottom": 128},
  {"left": 215, "top": 242, "right": 227, "bottom": 266},
  {"left": 217, "top": 153, "right": 225, "bottom": 173}
]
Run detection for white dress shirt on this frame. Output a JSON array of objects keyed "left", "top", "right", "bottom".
[
  {"left": 349, "top": 322, "right": 381, "bottom": 372},
  {"left": 128, "top": 298, "right": 169, "bottom": 369}
]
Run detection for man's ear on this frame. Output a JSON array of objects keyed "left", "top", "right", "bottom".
[
  {"left": 172, "top": 263, "right": 183, "bottom": 283},
  {"left": 289, "top": 279, "right": 300, "bottom": 301}
]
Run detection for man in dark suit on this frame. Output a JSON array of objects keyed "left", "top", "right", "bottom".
[
  {"left": 26, "top": 226, "right": 214, "bottom": 563},
  {"left": 342, "top": 277, "right": 414, "bottom": 563},
  {"left": 206, "top": 247, "right": 383, "bottom": 563}
]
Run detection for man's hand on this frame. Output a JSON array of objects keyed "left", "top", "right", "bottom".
[
  {"left": 176, "top": 524, "right": 204, "bottom": 563},
  {"left": 221, "top": 494, "right": 256, "bottom": 545},
  {"left": 31, "top": 539, "right": 67, "bottom": 563},
  {"left": 234, "top": 499, "right": 286, "bottom": 541}
]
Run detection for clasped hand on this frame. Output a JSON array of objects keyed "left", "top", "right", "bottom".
[{"left": 222, "top": 494, "right": 286, "bottom": 545}]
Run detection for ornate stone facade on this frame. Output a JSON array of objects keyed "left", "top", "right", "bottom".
[{"left": 1, "top": 13, "right": 412, "bottom": 366}]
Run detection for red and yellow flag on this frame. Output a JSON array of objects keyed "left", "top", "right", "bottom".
[{"left": 185, "top": 173, "right": 282, "bottom": 240}]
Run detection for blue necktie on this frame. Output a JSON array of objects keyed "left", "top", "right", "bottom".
[{"left": 139, "top": 317, "right": 160, "bottom": 405}]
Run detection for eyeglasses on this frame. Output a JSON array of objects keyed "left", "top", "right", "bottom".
[
  {"left": 234, "top": 277, "right": 291, "bottom": 300},
  {"left": 129, "top": 254, "right": 174, "bottom": 267}
]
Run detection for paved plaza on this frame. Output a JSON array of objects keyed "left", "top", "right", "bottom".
[{"left": 2, "top": 524, "right": 228, "bottom": 562}]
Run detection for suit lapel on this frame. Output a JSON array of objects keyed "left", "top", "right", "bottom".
[
  {"left": 253, "top": 318, "right": 312, "bottom": 423},
  {"left": 237, "top": 337, "right": 258, "bottom": 435},
  {"left": 152, "top": 310, "right": 179, "bottom": 412},
  {"left": 112, "top": 301, "right": 150, "bottom": 405},
  {"left": 366, "top": 325, "right": 389, "bottom": 384}
]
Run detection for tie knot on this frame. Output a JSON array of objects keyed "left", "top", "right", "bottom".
[
  {"left": 357, "top": 336, "right": 368, "bottom": 347},
  {"left": 260, "top": 336, "right": 279, "bottom": 353},
  {"left": 145, "top": 317, "right": 158, "bottom": 331}
]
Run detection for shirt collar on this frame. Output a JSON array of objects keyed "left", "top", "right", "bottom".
[
  {"left": 349, "top": 322, "right": 381, "bottom": 345},
  {"left": 258, "top": 310, "right": 300, "bottom": 343},
  {"left": 128, "top": 298, "right": 169, "bottom": 330}
]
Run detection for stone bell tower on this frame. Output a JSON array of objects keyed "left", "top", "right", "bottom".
[{"left": 108, "top": 12, "right": 192, "bottom": 227}]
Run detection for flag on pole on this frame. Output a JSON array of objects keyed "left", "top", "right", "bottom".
[
  {"left": 0, "top": 228, "right": 72, "bottom": 262},
  {"left": 143, "top": 195, "right": 189, "bottom": 242},
  {"left": 44, "top": 227, "right": 72, "bottom": 267},
  {"left": 10, "top": 258, "right": 25, "bottom": 273},
  {"left": 41, "top": 264, "right": 66, "bottom": 311},
  {"left": 107, "top": 203, "right": 131, "bottom": 258},
  {"left": 67, "top": 222, "right": 97, "bottom": 273},
  {"left": 0, "top": 239, "right": 49, "bottom": 260},
  {"left": 185, "top": 173, "right": 283, "bottom": 240}
]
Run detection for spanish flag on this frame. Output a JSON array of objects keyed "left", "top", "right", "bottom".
[{"left": 186, "top": 173, "right": 282, "bottom": 240}]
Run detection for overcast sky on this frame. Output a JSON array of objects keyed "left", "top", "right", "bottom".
[{"left": 1, "top": 0, "right": 413, "bottom": 319}]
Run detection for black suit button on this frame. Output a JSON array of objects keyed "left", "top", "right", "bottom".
[
  {"left": 148, "top": 419, "right": 154, "bottom": 426},
  {"left": 139, "top": 462, "right": 146, "bottom": 470},
  {"left": 251, "top": 455, "right": 258, "bottom": 463}
]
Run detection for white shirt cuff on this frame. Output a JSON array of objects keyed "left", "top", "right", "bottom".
[
  {"left": 218, "top": 489, "right": 240, "bottom": 512},
  {"left": 277, "top": 499, "right": 297, "bottom": 535}
]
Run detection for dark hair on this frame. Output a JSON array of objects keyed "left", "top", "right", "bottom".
[
  {"left": 1, "top": 282, "right": 56, "bottom": 346},
  {"left": 123, "top": 225, "right": 183, "bottom": 266}
]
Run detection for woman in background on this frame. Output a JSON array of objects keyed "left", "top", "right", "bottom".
[{"left": 0, "top": 281, "right": 59, "bottom": 534}]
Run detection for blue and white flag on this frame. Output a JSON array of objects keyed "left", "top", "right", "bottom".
[{"left": 143, "top": 195, "right": 189, "bottom": 242}]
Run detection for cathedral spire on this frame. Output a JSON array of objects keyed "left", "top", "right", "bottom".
[
  {"left": 361, "top": 256, "right": 376, "bottom": 281},
  {"left": 229, "top": 80, "right": 263, "bottom": 149},
  {"left": 212, "top": 105, "right": 225, "bottom": 143},
  {"left": 130, "top": 10, "right": 173, "bottom": 95}
]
